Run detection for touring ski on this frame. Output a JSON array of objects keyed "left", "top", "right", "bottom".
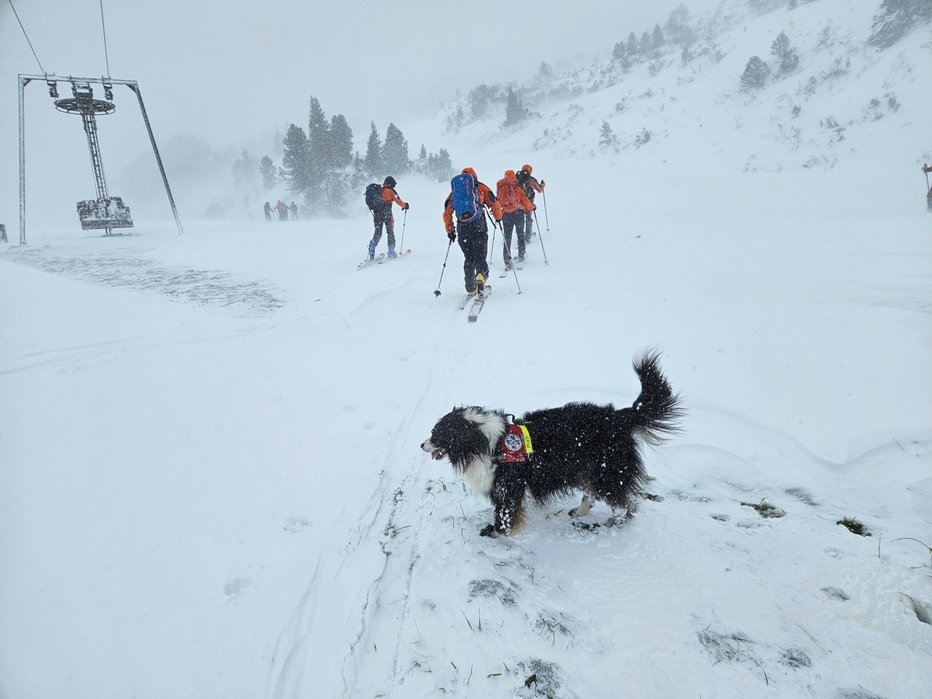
[
  {"left": 468, "top": 287, "right": 491, "bottom": 322},
  {"left": 357, "top": 253, "right": 385, "bottom": 270}
]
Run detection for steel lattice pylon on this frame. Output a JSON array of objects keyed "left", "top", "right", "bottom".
[{"left": 17, "top": 73, "right": 184, "bottom": 244}]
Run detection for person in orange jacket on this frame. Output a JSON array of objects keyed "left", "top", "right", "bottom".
[
  {"left": 515, "top": 163, "right": 545, "bottom": 238},
  {"left": 368, "top": 176, "right": 409, "bottom": 259},
  {"left": 496, "top": 169, "right": 536, "bottom": 269},
  {"left": 443, "top": 167, "right": 502, "bottom": 295}
]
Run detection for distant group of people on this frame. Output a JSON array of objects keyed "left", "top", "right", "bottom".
[
  {"left": 264, "top": 200, "right": 297, "bottom": 222},
  {"left": 362, "top": 164, "right": 546, "bottom": 295}
]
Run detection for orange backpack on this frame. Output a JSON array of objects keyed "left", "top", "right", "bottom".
[{"left": 497, "top": 179, "right": 519, "bottom": 212}]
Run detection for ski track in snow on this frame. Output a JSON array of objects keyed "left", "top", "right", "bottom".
[{"left": 5, "top": 246, "right": 284, "bottom": 316}]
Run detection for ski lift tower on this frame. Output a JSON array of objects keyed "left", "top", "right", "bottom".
[{"left": 17, "top": 73, "right": 184, "bottom": 244}]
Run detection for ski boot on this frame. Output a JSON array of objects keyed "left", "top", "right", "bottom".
[
  {"left": 388, "top": 246, "right": 397, "bottom": 259},
  {"left": 475, "top": 273, "right": 486, "bottom": 296},
  {"left": 367, "top": 240, "right": 377, "bottom": 260}
]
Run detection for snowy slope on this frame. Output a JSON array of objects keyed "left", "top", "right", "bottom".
[{"left": 2, "top": 1, "right": 931, "bottom": 698}]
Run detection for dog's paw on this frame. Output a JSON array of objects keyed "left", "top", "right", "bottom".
[{"left": 479, "top": 524, "right": 499, "bottom": 538}]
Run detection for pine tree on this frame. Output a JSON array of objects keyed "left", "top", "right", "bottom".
[
  {"left": 868, "top": 0, "right": 932, "bottom": 49},
  {"left": 639, "top": 31, "right": 653, "bottom": 56},
  {"left": 504, "top": 86, "right": 529, "bottom": 127},
  {"left": 431, "top": 148, "right": 454, "bottom": 182},
  {"left": 329, "top": 114, "right": 353, "bottom": 170},
  {"left": 665, "top": 4, "right": 695, "bottom": 45},
  {"left": 306, "top": 96, "right": 329, "bottom": 192},
  {"left": 259, "top": 155, "right": 276, "bottom": 189},
  {"left": 599, "top": 121, "right": 618, "bottom": 148},
  {"left": 652, "top": 24, "right": 665, "bottom": 49},
  {"left": 770, "top": 31, "right": 800, "bottom": 75},
  {"left": 281, "top": 124, "right": 310, "bottom": 192},
  {"left": 739, "top": 56, "right": 771, "bottom": 91},
  {"left": 613, "top": 40, "right": 628, "bottom": 61},
  {"left": 382, "top": 122, "right": 410, "bottom": 175},
  {"left": 364, "top": 122, "right": 383, "bottom": 177},
  {"left": 415, "top": 144, "right": 428, "bottom": 174},
  {"left": 626, "top": 31, "right": 639, "bottom": 58}
]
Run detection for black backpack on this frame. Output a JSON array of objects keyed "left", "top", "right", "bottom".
[{"left": 364, "top": 183, "right": 381, "bottom": 210}]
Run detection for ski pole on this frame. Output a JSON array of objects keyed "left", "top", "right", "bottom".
[
  {"left": 399, "top": 208, "right": 407, "bottom": 251},
  {"left": 485, "top": 208, "right": 499, "bottom": 267},
  {"left": 433, "top": 238, "right": 453, "bottom": 297},
  {"left": 541, "top": 188, "right": 550, "bottom": 232},
  {"left": 533, "top": 210, "right": 549, "bottom": 265},
  {"left": 925, "top": 164, "right": 930, "bottom": 191}
]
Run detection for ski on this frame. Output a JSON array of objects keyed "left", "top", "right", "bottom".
[
  {"left": 468, "top": 287, "right": 491, "bottom": 322},
  {"left": 383, "top": 248, "right": 412, "bottom": 262},
  {"left": 458, "top": 294, "right": 473, "bottom": 310},
  {"left": 356, "top": 253, "right": 385, "bottom": 270}
]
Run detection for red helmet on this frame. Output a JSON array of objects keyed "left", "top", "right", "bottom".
[{"left": 521, "top": 164, "right": 533, "bottom": 173}]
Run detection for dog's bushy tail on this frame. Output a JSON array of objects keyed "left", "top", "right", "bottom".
[{"left": 629, "top": 350, "right": 684, "bottom": 445}]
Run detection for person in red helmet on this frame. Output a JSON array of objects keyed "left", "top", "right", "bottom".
[
  {"left": 443, "top": 167, "right": 502, "bottom": 295},
  {"left": 368, "top": 176, "right": 408, "bottom": 259},
  {"left": 495, "top": 169, "right": 536, "bottom": 269},
  {"left": 515, "top": 163, "right": 545, "bottom": 238}
]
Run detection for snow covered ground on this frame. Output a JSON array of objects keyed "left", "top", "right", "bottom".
[
  {"left": 2, "top": 1, "right": 931, "bottom": 697},
  {"left": 2, "top": 155, "right": 930, "bottom": 698}
]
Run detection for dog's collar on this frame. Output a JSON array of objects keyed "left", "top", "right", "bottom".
[{"left": 495, "top": 422, "right": 534, "bottom": 464}]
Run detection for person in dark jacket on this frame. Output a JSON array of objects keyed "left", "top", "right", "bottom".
[
  {"left": 263, "top": 201, "right": 272, "bottom": 222},
  {"left": 368, "top": 176, "right": 408, "bottom": 259},
  {"left": 442, "top": 167, "right": 503, "bottom": 295}
]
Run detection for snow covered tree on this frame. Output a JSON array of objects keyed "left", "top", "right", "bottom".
[
  {"left": 415, "top": 144, "right": 428, "bottom": 174},
  {"left": 770, "top": 31, "right": 800, "bottom": 75},
  {"left": 652, "top": 24, "right": 665, "bottom": 49},
  {"left": 504, "top": 86, "right": 529, "bottom": 127},
  {"left": 639, "top": 31, "right": 653, "bottom": 56},
  {"left": 281, "top": 124, "right": 310, "bottom": 192},
  {"left": 739, "top": 56, "right": 771, "bottom": 91},
  {"left": 868, "top": 0, "right": 932, "bottom": 49},
  {"left": 665, "top": 4, "right": 695, "bottom": 44},
  {"left": 599, "top": 121, "right": 618, "bottom": 148},
  {"left": 306, "top": 96, "right": 329, "bottom": 190},
  {"left": 382, "top": 122, "right": 410, "bottom": 175},
  {"left": 328, "top": 114, "right": 353, "bottom": 170},
  {"left": 259, "top": 155, "right": 276, "bottom": 190},
  {"left": 468, "top": 84, "right": 497, "bottom": 119},
  {"left": 364, "top": 122, "right": 384, "bottom": 177},
  {"left": 626, "top": 32, "right": 639, "bottom": 59}
]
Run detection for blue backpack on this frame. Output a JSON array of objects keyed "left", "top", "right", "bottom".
[{"left": 450, "top": 173, "right": 481, "bottom": 222}]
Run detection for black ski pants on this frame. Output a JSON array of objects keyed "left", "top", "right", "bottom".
[
  {"left": 502, "top": 211, "right": 526, "bottom": 264},
  {"left": 456, "top": 215, "right": 489, "bottom": 292},
  {"left": 371, "top": 214, "right": 396, "bottom": 249}
]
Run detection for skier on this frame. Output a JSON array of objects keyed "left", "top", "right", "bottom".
[
  {"left": 515, "top": 164, "right": 545, "bottom": 238},
  {"left": 263, "top": 201, "right": 272, "bottom": 222},
  {"left": 289, "top": 201, "right": 298, "bottom": 220},
  {"left": 368, "top": 176, "right": 408, "bottom": 259},
  {"left": 443, "top": 167, "right": 502, "bottom": 295},
  {"left": 496, "top": 170, "right": 536, "bottom": 269}
]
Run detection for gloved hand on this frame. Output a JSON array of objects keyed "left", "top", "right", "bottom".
[
  {"left": 447, "top": 231, "right": 456, "bottom": 243},
  {"left": 540, "top": 180, "right": 546, "bottom": 188},
  {"left": 403, "top": 203, "right": 410, "bottom": 210}
]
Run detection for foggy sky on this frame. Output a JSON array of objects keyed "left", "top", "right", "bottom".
[{"left": 0, "top": 0, "right": 716, "bottom": 223}]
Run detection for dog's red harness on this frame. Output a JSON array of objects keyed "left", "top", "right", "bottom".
[{"left": 498, "top": 423, "right": 534, "bottom": 463}]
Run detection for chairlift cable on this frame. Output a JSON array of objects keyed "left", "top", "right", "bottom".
[
  {"left": 7, "top": 0, "right": 46, "bottom": 74},
  {"left": 98, "top": 0, "right": 111, "bottom": 79}
]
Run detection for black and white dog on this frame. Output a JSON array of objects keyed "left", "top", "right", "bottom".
[{"left": 420, "top": 351, "right": 682, "bottom": 537}]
